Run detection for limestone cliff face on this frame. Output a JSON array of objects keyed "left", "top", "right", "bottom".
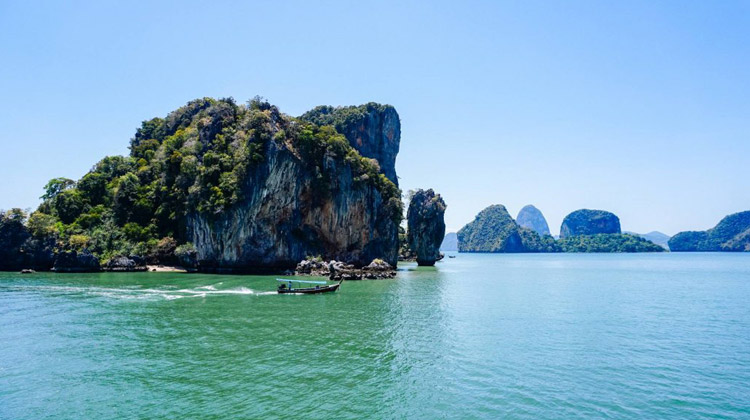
[
  {"left": 301, "top": 103, "right": 400, "bottom": 185},
  {"left": 559, "top": 209, "right": 621, "bottom": 238},
  {"left": 516, "top": 205, "right": 550, "bottom": 236},
  {"left": 188, "top": 106, "right": 402, "bottom": 272},
  {"left": 407, "top": 189, "right": 446, "bottom": 266}
]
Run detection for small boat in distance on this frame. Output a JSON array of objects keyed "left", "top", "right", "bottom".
[{"left": 276, "top": 278, "right": 343, "bottom": 294}]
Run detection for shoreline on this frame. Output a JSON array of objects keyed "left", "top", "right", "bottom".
[{"left": 146, "top": 265, "right": 190, "bottom": 273}]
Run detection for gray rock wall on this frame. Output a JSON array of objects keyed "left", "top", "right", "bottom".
[
  {"left": 188, "top": 105, "right": 402, "bottom": 272},
  {"left": 407, "top": 189, "right": 446, "bottom": 266}
]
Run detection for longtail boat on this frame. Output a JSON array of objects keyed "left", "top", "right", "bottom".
[{"left": 276, "top": 278, "right": 343, "bottom": 294}]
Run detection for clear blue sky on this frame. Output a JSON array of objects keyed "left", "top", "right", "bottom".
[{"left": 1, "top": 0, "right": 749, "bottom": 236}]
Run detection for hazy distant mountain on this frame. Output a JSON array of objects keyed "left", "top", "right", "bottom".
[
  {"left": 516, "top": 205, "right": 550, "bottom": 236},
  {"left": 440, "top": 232, "right": 458, "bottom": 251},
  {"left": 624, "top": 231, "right": 671, "bottom": 250}
]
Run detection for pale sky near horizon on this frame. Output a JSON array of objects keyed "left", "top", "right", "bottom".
[{"left": 1, "top": 1, "right": 749, "bottom": 236}]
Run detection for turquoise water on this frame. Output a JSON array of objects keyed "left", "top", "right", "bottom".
[{"left": 1, "top": 253, "right": 749, "bottom": 419}]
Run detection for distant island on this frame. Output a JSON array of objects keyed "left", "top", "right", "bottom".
[
  {"left": 669, "top": 211, "right": 750, "bottom": 251},
  {"left": 457, "top": 205, "right": 664, "bottom": 253}
]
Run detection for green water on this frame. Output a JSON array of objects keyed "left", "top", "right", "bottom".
[{"left": 1, "top": 253, "right": 749, "bottom": 419}]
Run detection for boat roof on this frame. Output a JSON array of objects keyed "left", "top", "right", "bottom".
[{"left": 276, "top": 278, "right": 327, "bottom": 285}]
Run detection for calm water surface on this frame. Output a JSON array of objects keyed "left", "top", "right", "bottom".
[{"left": 1, "top": 253, "right": 749, "bottom": 419}]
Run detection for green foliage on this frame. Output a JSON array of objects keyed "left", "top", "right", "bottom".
[
  {"left": 113, "top": 173, "right": 140, "bottom": 224},
  {"left": 557, "top": 233, "right": 664, "bottom": 253},
  {"left": 0, "top": 209, "right": 28, "bottom": 242},
  {"left": 175, "top": 242, "right": 197, "bottom": 268},
  {"left": 122, "top": 222, "right": 152, "bottom": 242},
  {"left": 77, "top": 172, "right": 108, "bottom": 206},
  {"left": 53, "top": 189, "right": 86, "bottom": 224},
  {"left": 41, "top": 178, "right": 75, "bottom": 201},
  {"left": 68, "top": 234, "right": 90, "bottom": 251},
  {"left": 305, "top": 255, "right": 324, "bottom": 263},
  {"left": 518, "top": 228, "right": 559, "bottom": 252},
  {"left": 0, "top": 209, "right": 32, "bottom": 268},
  {"left": 669, "top": 231, "right": 709, "bottom": 251},
  {"left": 300, "top": 103, "right": 393, "bottom": 135},
  {"left": 175, "top": 242, "right": 196, "bottom": 259},
  {"left": 27, "top": 212, "right": 58, "bottom": 238}
]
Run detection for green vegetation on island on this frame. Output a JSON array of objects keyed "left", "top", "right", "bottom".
[
  {"left": 556, "top": 233, "right": 665, "bottom": 253},
  {"left": 669, "top": 211, "right": 750, "bottom": 251},
  {"left": 458, "top": 205, "right": 525, "bottom": 252}
]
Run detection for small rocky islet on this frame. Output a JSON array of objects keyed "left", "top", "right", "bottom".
[{"left": 406, "top": 189, "right": 446, "bottom": 266}]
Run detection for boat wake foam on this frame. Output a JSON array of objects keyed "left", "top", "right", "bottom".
[{"left": 1, "top": 284, "right": 274, "bottom": 300}]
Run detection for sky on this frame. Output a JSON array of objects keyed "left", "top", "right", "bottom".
[{"left": 1, "top": 0, "right": 749, "bottom": 236}]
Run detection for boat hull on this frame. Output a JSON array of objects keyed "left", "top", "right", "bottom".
[{"left": 277, "top": 283, "right": 341, "bottom": 294}]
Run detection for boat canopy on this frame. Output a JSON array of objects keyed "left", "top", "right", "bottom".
[{"left": 276, "top": 278, "right": 327, "bottom": 285}]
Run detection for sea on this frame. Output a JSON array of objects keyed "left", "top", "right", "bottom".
[{"left": 1, "top": 253, "right": 749, "bottom": 419}]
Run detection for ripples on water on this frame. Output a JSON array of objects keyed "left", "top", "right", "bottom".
[{"left": 1, "top": 254, "right": 749, "bottom": 419}]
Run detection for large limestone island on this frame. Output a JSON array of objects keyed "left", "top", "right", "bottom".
[
  {"left": 669, "top": 211, "right": 750, "bottom": 252},
  {"left": 458, "top": 205, "right": 663, "bottom": 253},
  {"left": 0, "top": 97, "right": 407, "bottom": 273}
]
